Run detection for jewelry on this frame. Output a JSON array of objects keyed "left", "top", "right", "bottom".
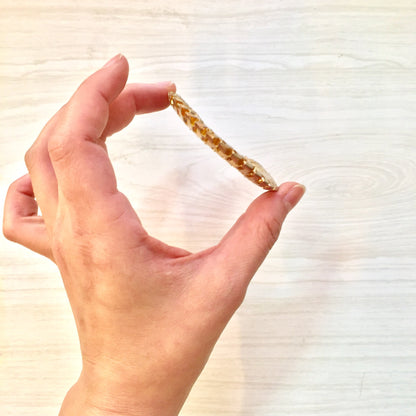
[{"left": 168, "top": 92, "right": 278, "bottom": 191}]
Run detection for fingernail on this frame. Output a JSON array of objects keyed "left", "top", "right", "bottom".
[
  {"left": 103, "top": 53, "right": 124, "bottom": 68},
  {"left": 157, "top": 80, "right": 176, "bottom": 92},
  {"left": 167, "top": 82, "right": 176, "bottom": 92},
  {"left": 283, "top": 184, "right": 306, "bottom": 210}
]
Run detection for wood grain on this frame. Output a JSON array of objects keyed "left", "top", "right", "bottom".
[{"left": 1, "top": 1, "right": 416, "bottom": 415}]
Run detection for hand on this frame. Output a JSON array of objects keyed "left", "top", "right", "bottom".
[{"left": 3, "top": 54, "right": 305, "bottom": 416}]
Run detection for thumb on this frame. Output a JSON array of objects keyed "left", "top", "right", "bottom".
[{"left": 215, "top": 182, "right": 306, "bottom": 285}]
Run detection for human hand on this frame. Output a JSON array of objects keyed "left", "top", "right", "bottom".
[{"left": 3, "top": 54, "right": 305, "bottom": 416}]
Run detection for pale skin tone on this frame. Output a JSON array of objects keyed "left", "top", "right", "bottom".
[{"left": 3, "top": 54, "right": 305, "bottom": 416}]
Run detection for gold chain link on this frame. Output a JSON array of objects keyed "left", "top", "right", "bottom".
[{"left": 168, "top": 92, "right": 278, "bottom": 191}]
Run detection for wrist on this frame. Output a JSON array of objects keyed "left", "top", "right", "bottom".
[{"left": 59, "top": 362, "right": 187, "bottom": 416}]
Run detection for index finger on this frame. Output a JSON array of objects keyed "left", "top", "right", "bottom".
[
  {"left": 100, "top": 81, "right": 176, "bottom": 139},
  {"left": 48, "top": 56, "right": 176, "bottom": 203}
]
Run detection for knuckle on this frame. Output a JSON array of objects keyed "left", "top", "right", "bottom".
[
  {"left": 3, "top": 182, "right": 19, "bottom": 242},
  {"left": 262, "top": 216, "right": 283, "bottom": 252},
  {"left": 48, "top": 137, "right": 73, "bottom": 163},
  {"left": 24, "top": 145, "right": 37, "bottom": 170},
  {"left": 210, "top": 268, "right": 248, "bottom": 313},
  {"left": 3, "top": 215, "right": 17, "bottom": 242},
  {"left": 227, "top": 282, "right": 248, "bottom": 311}
]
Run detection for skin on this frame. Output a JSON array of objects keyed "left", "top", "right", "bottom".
[{"left": 3, "top": 54, "right": 305, "bottom": 416}]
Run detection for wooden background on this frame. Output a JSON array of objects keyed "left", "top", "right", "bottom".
[{"left": 1, "top": 1, "right": 416, "bottom": 415}]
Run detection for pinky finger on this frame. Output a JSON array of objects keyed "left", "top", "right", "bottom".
[{"left": 3, "top": 174, "right": 54, "bottom": 260}]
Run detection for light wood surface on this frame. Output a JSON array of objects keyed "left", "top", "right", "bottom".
[{"left": 1, "top": 1, "right": 416, "bottom": 415}]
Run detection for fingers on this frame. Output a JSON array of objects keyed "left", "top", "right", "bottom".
[
  {"left": 3, "top": 174, "right": 53, "bottom": 259},
  {"left": 7, "top": 55, "right": 176, "bottom": 260},
  {"left": 46, "top": 56, "right": 175, "bottom": 204},
  {"left": 17, "top": 54, "right": 176, "bottom": 257},
  {"left": 46, "top": 54, "right": 130, "bottom": 202},
  {"left": 60, "top": 54, "right": 130, "bottom": 144},
  {"left": 24, "top": 55, "right": 130, "bottom": 223},
  {"left": 215, "top": 182, "right": 306, "bottom": 287},
  {"left": 101, "top": 81, "right": 176, "bottom": 138}
]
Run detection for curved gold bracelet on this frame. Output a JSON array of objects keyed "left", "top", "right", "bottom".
[{"left": 168, "top": 92, "right": 278, "bottom": 191}]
